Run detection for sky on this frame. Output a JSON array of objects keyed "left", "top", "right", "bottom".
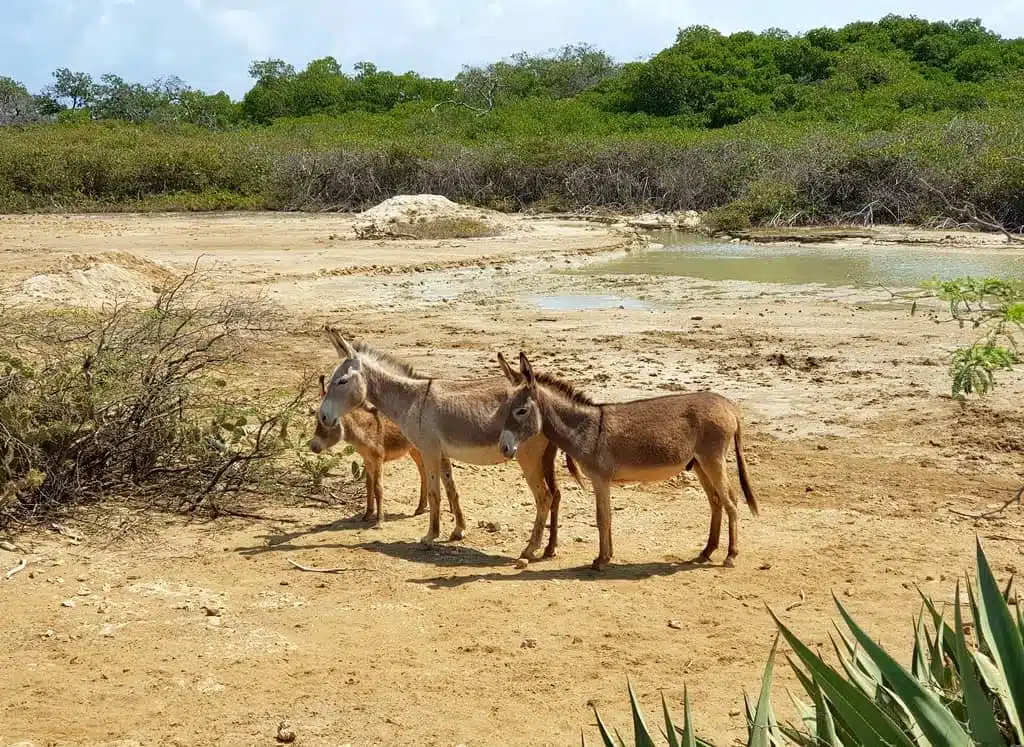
[{"left": 4, "top": 0, "right": 1024, "bottom": 97}]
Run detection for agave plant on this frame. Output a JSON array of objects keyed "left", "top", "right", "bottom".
[{"left": 587, "top": 539, "right": 1022, "bottom": 746}]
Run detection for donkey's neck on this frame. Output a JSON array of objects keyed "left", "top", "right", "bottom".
[
  {"left": 537, "top": 386, "right": 601, "bottom": 463},
  {"left": 359, "top": 355, "right": 427, "bottom": 422}
]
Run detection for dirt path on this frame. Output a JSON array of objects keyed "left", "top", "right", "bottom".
[{"left": 1, "top": 211, "right": 1022, "bottom": 747}]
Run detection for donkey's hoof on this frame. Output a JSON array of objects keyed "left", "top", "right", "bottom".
[
  {"left": 448, "top": 528, "right": 465, "bottom": 542},
  {"left": 362, "top": 512, "right": 377, "bottom": 523},
  {"left": 723, "top": 556, "right": 736, "bottom": 568},
  {"left": 519, "top": 548, "right": 540, "bottom": 562},
  {"left": 413, "top": 506, "right": 428, "bottom": 516},
  {"left": 695, "top": 552, "right": 713, "bottom": 564},
  {"left": 591, "top": 556, "right": 610, "bottom": 571},
  {"left": 514, "top": 558, "right": 530, "bottom": 569},
  {"left": 420, "top": 533, "right": 438, "bottom": 547},
  {"left": 542, "top": 546, "right": 558, "bottom": 559}
]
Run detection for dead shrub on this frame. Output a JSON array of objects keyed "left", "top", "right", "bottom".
[{"left": 0, "top": 270, "right": 310, "bottom": 528}]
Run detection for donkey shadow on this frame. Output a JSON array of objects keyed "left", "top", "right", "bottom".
[
  {"left": 234, "top": 510, "right": 425, "bottom": 558},
  {"left": 407, "top": 556, "right": 716, "bottom": 589}
]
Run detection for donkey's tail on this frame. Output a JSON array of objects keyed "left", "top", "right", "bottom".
[
  {"left": 734, "top": 418, "right": 759, "bottom": 516},
  {"left": 564, "top": 453, "right": 585, "bottom": 489}
]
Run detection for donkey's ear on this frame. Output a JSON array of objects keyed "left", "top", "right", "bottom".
[
  {"left": 496, "top": 352, "right": 520, "bottom": 383},
  {"left": 318, "top": 374, "right": 327, "bottom": 397},
  {"left": 323, "top": 325, "right": 356, "bottom": 358},
  {"left": 518, "top": 351, "right": 537, "bottom": 389}
]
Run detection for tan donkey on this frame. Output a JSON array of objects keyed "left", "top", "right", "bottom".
[
  {"left": 495, "top": 352, "right": 759, "bottom": 570},
  {"left": 309, "top": 374, "right": 460, "bottom": 525},
  {"left": 317, "top": 329, "right": 564, "bottom": 560}
]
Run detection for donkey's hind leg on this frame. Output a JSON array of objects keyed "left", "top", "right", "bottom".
[
  {"left": 419, "top": 454, "right": 444, "bottom": 547},
  {"left": 692, "top": 462, "right": 722, "bottom": 563},
  {"left": 362, "top": 458, "right": 380, "bottom": 523},
  {"left": 699, "top": 456, "right": 741, "bottom": 567},
  {"left": 440, "top": 457, "right": 465, "bottom": 541}
]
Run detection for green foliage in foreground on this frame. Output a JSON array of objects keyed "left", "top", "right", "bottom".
[
  {"left": 917, "top": 278, "right": 1023, "bottom": 398},
  {"left": 589, "top": 539, "right": 1022, "bottom": 746}
]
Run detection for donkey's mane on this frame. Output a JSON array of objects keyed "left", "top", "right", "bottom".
[
  {"left": 353, "top": 341, "right": 426, "bottom": 379},
  {"left": 535, "top": 371, "right": 596, "bottom": 406}
]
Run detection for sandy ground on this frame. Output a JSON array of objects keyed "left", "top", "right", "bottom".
[{"left": 1, "top": 210, "right": 1022, "bottom": 747}]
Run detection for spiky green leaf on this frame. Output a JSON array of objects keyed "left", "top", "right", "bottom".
[
  {"left": 662, "top": 692, "right": 681, "bottom": 747},
  {"left": 974, "top": 539, "right": 1024, "bottom": 743},
  {"left": 952, "top": 581, "right": 1007, "bottom": 747},
  {"left": 593, "top": 705, "right": 622, "bottom": 747},
  {"left": 680, "top": 686, "right": 697, "bottom": 747},
  {"left": 627, "top": 680, "right": 657, "bottom": 747},
  {"left": 769, "top": 607, "right": 917, "bottom": 747},
  {"left": 834, "top": 595, "right": 973, "bottom": 746}
]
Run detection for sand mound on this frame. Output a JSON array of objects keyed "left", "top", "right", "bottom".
[
  {"left": 12, "top": 252, "right": 178, "bottom": 309},
  {"left": 354, "top": 194, "right": 507, "bottom": 235}
]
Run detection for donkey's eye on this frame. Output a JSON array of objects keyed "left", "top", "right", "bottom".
[{"left": 514, "top": 407, "right": 528, "bottom": 418}]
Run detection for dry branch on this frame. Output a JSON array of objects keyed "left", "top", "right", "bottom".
[
  {"left": 919, "top": 179, "right": 1024, "bottom": 242},
  {"left": 286, "top": 558, "right": 379, "bottom": 574},
  {"left": 4, "top": 558, "right": 27, "bottom": 580},
  {"left": 949, "top": 485, "right": 1024, "bottom": 521}
]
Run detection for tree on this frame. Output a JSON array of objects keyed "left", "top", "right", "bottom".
[
  {"left": 0, "top": 76, "right": 43, "bottom": 125},
  {"left": 179, "top": 90, "right": 239, "bottom": 129},
  {"left": 247, "top": 59, "right": 296, "bottom": 85},
  {"left": 91, "top": 74, "right": 163, "bottom": 122},
  {"left": 42, "top": 67, "right": 96, "bottom": 111},
  {"left": 242, "top": 58, "right": 299, "bottom": 123}
]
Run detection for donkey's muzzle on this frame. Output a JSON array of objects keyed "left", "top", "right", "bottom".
[
  {"left": 499, "top": 430, "right": 519, "bottom": 459},
  {"left": 309, "top": 439, "right": 323, "bottom": 454}
]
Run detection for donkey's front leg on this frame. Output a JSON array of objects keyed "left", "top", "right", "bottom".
[
  {"left": 419, "top": 453, "right": 444, "bottom": 546},
  {"left": 515, "top": 438, "right": 554, "bottom": 561},
  {"left": 592, "top": 477, "right": 614, "bottom": 570},
  {"left": 440, "top": 457, "right": 465, "bottom": 541}
]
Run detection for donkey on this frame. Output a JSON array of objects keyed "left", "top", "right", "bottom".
[
  {"left": 496, "top": 352, "right": 759, "bottom": 570},
  {"left": 317, "top": 328, "right": 564, "bottom": 560},
  {"left": 309, "top": 374, "right": 461, "bottom": 525}
]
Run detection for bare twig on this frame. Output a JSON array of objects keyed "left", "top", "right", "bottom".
[
  {"left": 919, "top": 179, "right": 1024, "bottom": 242},
  {"left": 949, "top": 485, "right": 1023, "bottom": 520},
  {"left": 4, "top": 558, "right": 27, "bottom": 580},
  {"left": 785, "top": 590, "right": 807, "bottom": 612},
  {"left": 215, "top": 509, "right": 301, "bottom": 524},
  {"left": 983, "top": 533, "right": 1024, "bottom": 543},
  {"left": 286, "top": 558, "right": 379, "bottom": 574}
]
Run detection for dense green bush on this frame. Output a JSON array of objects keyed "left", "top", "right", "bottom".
[{"left": 5, "top": 15, "right": 1024, "bottom": 227}]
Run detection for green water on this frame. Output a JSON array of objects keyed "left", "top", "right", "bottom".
[{"left": 582, "top": 235, "right": 1024, "bottom": 288}]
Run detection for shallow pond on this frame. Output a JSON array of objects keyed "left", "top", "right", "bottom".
[{"left": 579, "top": 233, "right": 1024, "bottom": 288}]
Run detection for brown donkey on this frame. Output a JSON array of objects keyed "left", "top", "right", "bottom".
[
  {"left": 317, "top": 330, "right": 564, "bottom": 560},
  {"left": 309, "top": 374, "right": 460, "bottom": 525},
  {"left": 496, "top": 352, "right": 758, "bottom": 570}
]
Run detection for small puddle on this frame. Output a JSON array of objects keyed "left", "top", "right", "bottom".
[
  {"left": 581, "top": 234, "right": 1024, "bottom": 287},
  {"left": 529, "top": 294, "right": 652, "bottom": 311}
]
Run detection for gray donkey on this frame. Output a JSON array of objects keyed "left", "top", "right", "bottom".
[
  {"left": 317, "top": 328, "right": 564, "bottom": 561},
  {"left": 495, "top": 352, "right": 758, "bottom": 570}
]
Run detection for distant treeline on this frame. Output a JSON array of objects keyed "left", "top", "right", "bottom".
[{"left": 2, "top": 15, "right": 1024, "bottom": 228}]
